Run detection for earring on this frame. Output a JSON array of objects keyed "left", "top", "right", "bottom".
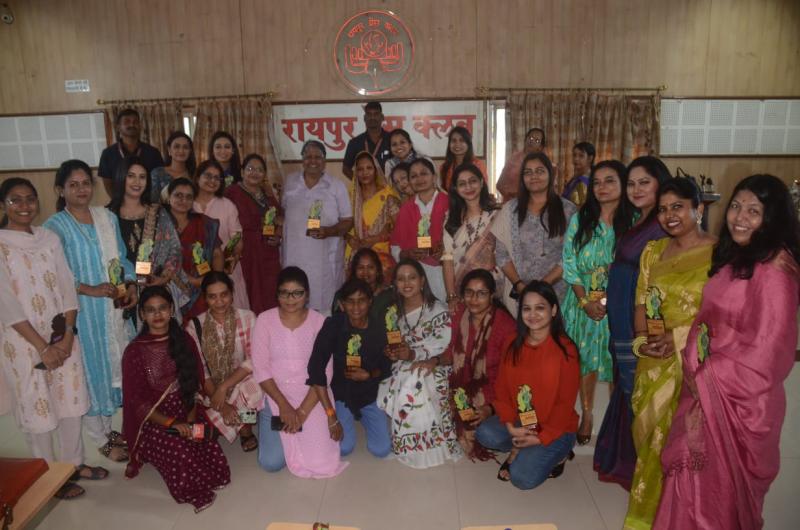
[{"left": 696, "top": 216, "right": 702, "bottom": 226}]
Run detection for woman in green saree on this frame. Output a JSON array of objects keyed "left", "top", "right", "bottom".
[{"left": 624, "top": 178, "right": 716, "bottom": 530}]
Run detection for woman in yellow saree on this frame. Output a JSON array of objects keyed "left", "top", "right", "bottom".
[
  {"left": 345, "top": 151, "right": 401, "bottom": 284},
  {"left": 624, "top": 178, "right": 716, "bottom": 530}
]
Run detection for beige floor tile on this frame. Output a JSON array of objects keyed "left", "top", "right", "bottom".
[{"left": 576, "top": 458, "right": 630, "bottom": 530}]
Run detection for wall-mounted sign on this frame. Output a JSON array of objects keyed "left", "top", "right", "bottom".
[
  {"left": 273, "top": 100, "right": 485, "bottom": 161},
  {"left": 333, "top": 10, "right": 414, "bottom": 96}
]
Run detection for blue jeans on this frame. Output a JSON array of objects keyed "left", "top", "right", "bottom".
[
  {"left": 336, "top": 400, "right": 391, "bottom": 458},
  {"left": 257, "top": 402, "right": 286, "bottom": 472},
  {"left": 476, "top": 415, "right": 576, "bottom": 490}
]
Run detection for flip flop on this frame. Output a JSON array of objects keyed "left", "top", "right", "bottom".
[
  {"left": 54, "top": 482, "right": 85, "bottom": 500},
  {"left": 70, "top": 464, "right": 109, "bottom": 481},
  {"left": 240, "top": 433, "right": 259, "bottom": 453},
  {"left": 497, "top": 457, "right": 512, "bottom": 482},
  {"left": 107, "top": 430, "right": 127, "bottom": 448}
]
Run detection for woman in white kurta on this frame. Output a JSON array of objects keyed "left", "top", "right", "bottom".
[
  {"left": 377, "top": 259, "right": 462, "bottom": 468},
  {"left": 0, "top": 177, "right": 105, "bottom": 499}
]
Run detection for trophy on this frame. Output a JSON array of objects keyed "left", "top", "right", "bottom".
[
  {"left": 385, "top": 305, "right": 402, "bottom": 345},
  {"left": 192, "top": 241, "right": 210, "bottom": 275},
  {"left": 588, "top": 266, "right": 608, "bottom": 306},
  {"left": 306, "top": 200, "right": 322, "bottom": 236},
  {"left": 224, "top": 231, "right": 242, "bottom": 258},
  {"left": 345, "top": 334, "right": 362, "bottom": 368},
  {"left": 416, "top": 214, "right": 431, "bottom": 249},
  {"left": 516, "top": 384, "right": 540, "bottom": 431},
  {"left": 108, "top": 258, "right": 127, "bottom": 307},
  {"left": 453, "top": 387, "right": 477, "bottom": 422},
  {"left": 645, "top": 286, "right": 665, "bottom": 336},
  {"left": 262, "top": 206, "right": 277, "bottom": 236},
  {"left": 697, "top": 322, "right": 710, "bottom": 363},
  {"left": 135, "top": 238, "right": 154, "bottom": 276}
]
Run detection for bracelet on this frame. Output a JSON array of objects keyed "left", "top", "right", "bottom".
[
  {"left": 578, "top": 297, "right": 589, "bottom": 308},
  {"left": 164, "top": 417, "right": 176, "bottom": 428},
  {"left": 325, "top": 407, "right": 336, "bottom": 418},
  {"left": 514, "top": 280, "right": 525, "bottom": 287},
  {"left": 632, "top": 336, "right": 648, "bottom": 358},
  {"left": 37, "top": 345, "right": 49, "bottom": 357},
  {"left": 328, "top": 420, "right": 340, "bottom": 428},
  {"left": 446, "top": 293, "right": 459, "bottom": 301}
]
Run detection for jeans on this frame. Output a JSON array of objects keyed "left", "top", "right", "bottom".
[
  {"left": 336, "top": 400, "right": 392, "bottom": 458},
  {"left": 476, "top": 415, "right": 576, "bottom": 490},
  {"left": 256, "top": 401, "right": 286, "bottom": 472}
]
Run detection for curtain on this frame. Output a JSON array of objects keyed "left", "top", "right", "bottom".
[
  {"left": 507, "top": 91, "right": 660, "bottom": 191},
  {"left": 193, "top": 97, "right": 284, "bottom": 192},
  {"left": 104, "top": 101, "right": 184, "bottom": 156}
]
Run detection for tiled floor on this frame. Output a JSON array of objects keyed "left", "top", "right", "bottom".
[{"left": 2, "top": 369, "right": 798, "bottom": 530}]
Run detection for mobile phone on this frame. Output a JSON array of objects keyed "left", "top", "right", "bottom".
[
  {"left": 271, "top": 416, "right": 302, "bottom": 431},
  {"left": 509, "top": 286, "right": 520, "bottom": 300},
  {"left": 238, "top": 409, "right": 257, "bottom": 424}
]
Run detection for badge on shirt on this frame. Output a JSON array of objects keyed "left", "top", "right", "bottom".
[
  {"left": 346, "top": 334, "right": 362, "bottom": 368},
  {"left": 192, "top": 241, "right": 210, "bottom": 275},
  {"left": 417, "top": 214, "right": 432, "bottom": 249},
  {"left": 135, "top": 238, "right": 154, "bottom": 276}
]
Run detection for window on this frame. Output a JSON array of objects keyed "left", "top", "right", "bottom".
[{"left": 486, "top": 100, "right": 507, "bottom": 194}]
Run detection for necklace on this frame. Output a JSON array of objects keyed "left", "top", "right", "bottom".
[{"left": 402, "top": 302, "right": 425, "bottom": 332}]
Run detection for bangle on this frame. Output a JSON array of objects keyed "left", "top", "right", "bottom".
[
  {"left": 164, "top": 417, "right": 176, "bottom": 428},
  {"left": 328, "top": 420, "right": 340, "bottom": 428},
  {"left": 446, "top": 293, "right": 459, "bottom": 301},
  {"left": 514, "top": 280, "right": 525, "bottom": 287},
  {"left": 325, "top": 407, "right": 336, "bottom": 418},
  {"left": 578, "top": 297, "right": 589, "bottom": 308},
  {"left": 632, "top": 336, "right": 648, "bottom": 358}
]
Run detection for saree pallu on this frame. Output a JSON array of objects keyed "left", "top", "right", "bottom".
[
  {"left": 624, "top": 238, "right": 713, "bottom": 530},
  {"left": 443, "top": 210, "right": 501, "bottom": 292},
  {"left": 347, "top": 183, "right": 401, "bottom": 283},
  {"left": 654, "top": 255, "right": 799, "bottom": 530},
  {"left": 594, "top": 218, "right": 665, "bottom": 489}
]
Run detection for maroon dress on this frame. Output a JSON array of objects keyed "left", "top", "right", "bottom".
[
  {"left": 225, "top": 183, "right": 281, "bottom": 314},
  {"left": 122, "top": 331, "right": 230, "bottom": 511}
]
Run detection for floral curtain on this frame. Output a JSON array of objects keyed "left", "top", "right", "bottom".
[
  {"left": 507, "top": 91, "right": 660, "bottom": 191},
  {"left": 104, "top": 101, "right": 184, "bottom": 156},
  {"left": 193, "top": 97, "right": 284, "bottom": 193}
]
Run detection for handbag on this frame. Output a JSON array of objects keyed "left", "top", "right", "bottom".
[{"left": 0, "top": 458, "right": 49, "bottom": 530}]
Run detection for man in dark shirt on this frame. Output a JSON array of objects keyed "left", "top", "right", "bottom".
[
  {"left": 98, "top": 108, "right": 164, "bottom": 196},
  {"left": 342, "top": 101, "right": 392, "bottom": 179}
]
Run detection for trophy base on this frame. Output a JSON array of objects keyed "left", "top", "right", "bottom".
[
  {"left": 458, "top": 408, "right": 477, "bottom": 422},
  {"left": 345, "top": 356, "right": 361, "bottom": 368},
  {"left": 518, "top": 410, "right": 539, "bottom": 428},
  {"left": 646, "top": 318, "right": 666, "bottom": 336}
]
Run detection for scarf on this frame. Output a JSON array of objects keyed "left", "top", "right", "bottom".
[{"left": 199, "top": 309, "right": 236, "bottom": 387}]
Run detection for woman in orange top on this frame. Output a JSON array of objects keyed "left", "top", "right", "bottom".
[
  {"left": 476, "top": 280, "right": 580, "bottom": 490},
  {"left": 439, "top": 126, "right": 487, "bottom": 191}
]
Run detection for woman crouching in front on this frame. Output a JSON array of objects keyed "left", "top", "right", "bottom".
[
  {"left": 476, "top": 280, "right": 579, "bottom": 490},
  {"left": 122, "top": 285, "right": 230, "bottom": 513}
]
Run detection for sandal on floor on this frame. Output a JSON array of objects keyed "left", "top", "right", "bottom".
[
  {"left": 577, "top": 412, "right": 593, "bottom": 445},
  {"left": 99, "top": 440, "right": 129, "bottom": 462},
  {"left": 54, "top": 482, "right": 85, "bottom": 500},
  {"left": 240, "top": 433, "right": 259, "bottom": 453},
  {"left": 107, "top": 430, "right": 127, "bottom": 448},
  {"left": 549, "top": 450, "right": 575, "bottom": 479},
  {"left": 70, "top": 464, "right": 109, "bottom": 481},
  {"left": 497, "top": 457, "right": 512, "bottom": 482}
]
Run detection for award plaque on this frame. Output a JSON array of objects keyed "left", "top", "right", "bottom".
[
  {"left": 345, "top": 334, "right": 362, "bottom": 368},
  {"left": 645, "top": 286, "right": 666, "bottom": 336},
  {"left": 135, "top": 238, "right": 154, "bottom": 276},
  {"left": 262, "top": 206, "right": 277, "bottom": 236},
  {"left": 385, "top": 305, "right": 402, "bottom": 344},
  {"left": 516, "top": 384, "right": 540, "bottom": 430},
  {"left": 191, "top": 242, "right": 211, "bottom": 276},
  {"left": 416, "top": 214, "right": 431, "bottom": 249},
  {"left": 306, "top": 200, "right": 323, "bottom": 235},
  {"left": 453, "top": 387, "right": 477, "bottom": 422}
]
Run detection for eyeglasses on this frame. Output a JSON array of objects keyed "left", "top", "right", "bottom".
[
  {"left": 522, "top": 167, "right": 548, "bottom": 177},
  {"left": 463, "top": 289, "right": 491, "bottom": 299},
  {"left": 278, "top": 289, "right": 306, "bottom": 300},
  {"left": 244, "top": 165, "right": 266, "bottom": 174},
  {"left": 142, "top": 304, "right": 171, "bottom": 316},
  {"left": 5, "top": 196, "right": 38, "bottom": 207},
  {"left": 171, "top": 192, "right": 194, "bottom": 201},
  {"left": 526, "top": 137, "right": 543, "bottom": 145},
  {"left": 456, "top": 177, "right": 482, "bottom": 188},
  {"left": 201, "top": 172, "right": 222, "bottom": 181}
]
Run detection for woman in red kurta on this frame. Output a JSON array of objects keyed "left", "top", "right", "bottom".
[
  {"left": 225, "top": 154, "right": 282, "bottom": 314},
  {"left": 476, "top": 280, "right": 579, "bottom": 490}
]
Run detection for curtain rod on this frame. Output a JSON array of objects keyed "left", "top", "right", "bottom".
[
  {"left": 96, "top": 91, "right": 278, "bottom": 106},
  {"left": 477, "top": 85, "right": 666, "bottom": 94}
]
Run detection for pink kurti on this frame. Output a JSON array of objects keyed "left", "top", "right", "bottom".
[
  {"left": 251, "top": 308, "right": 348, "bottom": 478},
  {"left": 0, "top": 227, "right": 89, "bottom": 433},
  {"left": 193, "top": 196, "right": 250, "bottom": 310},
  {"left": 655, "top": 253, "right": 800, "bottom": 529}
]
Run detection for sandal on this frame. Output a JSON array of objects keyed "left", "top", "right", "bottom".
[
  {"left": 497, "top": 457, "right": 512, "bottom": 482},
  {"left": 54, "top": 482, "right": 85, "bottom": 500},
  {"left": 577, "top": 412, "right": 593, "bottom": 445},
  {"left": 99, "top": 440, "right": 129, "bottom": 462},
  {"left": 549, "top": 450, "right": 575, "bottom": 478},
  {"left": 240, "top": 433, "right": 259, "bottom": 453},
  {"left": 70, "top": 464, "right": 109, "bottom": 481},
  {"left": 107, "top": 430, "right": 127, "bottom": 448}
]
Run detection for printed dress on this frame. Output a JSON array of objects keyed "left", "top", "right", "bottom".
[{"left": 377, "top": 300, "right": 463, "bottom": 468}]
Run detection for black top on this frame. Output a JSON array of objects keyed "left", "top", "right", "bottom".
[
  {"left": 342, "top": 129, "right": 393, "bottom": 173},
  {"left": 98, "top": 141, "right": 164, "bottom": 180},
  {"left": 306, "top": 312, "right": 391, "bottom": 418}
]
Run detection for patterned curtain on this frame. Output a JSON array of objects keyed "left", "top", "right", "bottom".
[
  {"left": 508, "top": 91, "right": 660, "bottom": 191},
  {"left": 193, "top": 97, "right": 284, "bottom": 193},
  {"left": 104, "top": 100, "right": 184, "bottom": 156}
]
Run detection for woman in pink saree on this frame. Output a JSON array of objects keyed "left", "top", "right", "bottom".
[{"left": 655, "top": 174, "right": 800, "bottom": 529}]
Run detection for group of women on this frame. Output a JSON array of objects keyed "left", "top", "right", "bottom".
[{"left": 0, "top": 119, "right": 797, "bottom": 529}]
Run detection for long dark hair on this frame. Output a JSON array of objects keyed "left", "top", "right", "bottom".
[
  {"left": 54, "top": 159, "right": 93, "bottom": 211},
  {"left": 208, "top": 131, "right": 241, "bottom": 182},
  {"left": 710, "top": 174, "right": 800, "bottom": 279},
  {"left": 393, "top": 258, "right": 437, "bottom": 314},
  {"left": 349, "top": 247, "right": 384, "bottom": 286},
  {"left": 107, "top": 156, "right": 152, "bottom": 213},
  {"left": 440, "top": 126, "right": 476, "bottom": 185},
  {"left": 508, "top": 280, "right": 573, "bottom": 364},
  {"left": 194, "top": 159, "right": 226, "bottom": 197},
  {"left": 626, "top": 156, "right": 673, "bottom": 225},
  {"left": 0, "top": 177, "right": 37, "bottom": 228},
  {"left": 138, "top": 286, "right": 198, "bottom": 411},
  {"left": 516, "top": 152, "right": 567, "bottom": 237},
  {"left": 573, "top": 160, "right": 634, "bottom": 250},
  {"left": 164, "top": 131, "right": 197, "bottom": 176},
  {"left": 445, "top": 163, "right": 496, "bottom": 237}
]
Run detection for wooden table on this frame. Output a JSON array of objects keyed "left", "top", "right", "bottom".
[{"left": 8, "top": 461, "right": 74, "bottom": 530}]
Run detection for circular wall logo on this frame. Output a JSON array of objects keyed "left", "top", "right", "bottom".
[{"left": 333, "top": 10, "right": 414, "bottom": 96}]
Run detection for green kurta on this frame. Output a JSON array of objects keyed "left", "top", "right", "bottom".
[{"left": 562, "top": 216, "right": 615, "bottom": 382}]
